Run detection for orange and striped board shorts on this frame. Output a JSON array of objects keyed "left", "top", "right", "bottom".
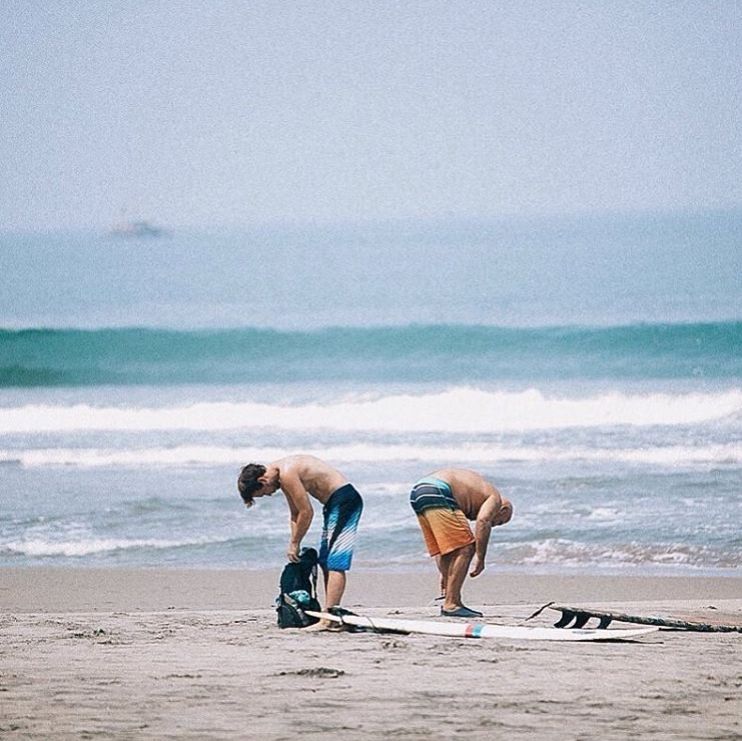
[{"left": 409, "top": 477, "right": 474, "bottom": 557}]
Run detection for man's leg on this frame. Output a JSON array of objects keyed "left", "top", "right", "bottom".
[
  {"left": 306, "top": 485, "right": 360, "bottom": 630},
  {"left": 322, "top": 486, "right": 361, "bottom": 608},
  {"left": 434, "top": 555, "right": 446, "bottom": 600},
  {"left": 436, "top": 553, "right": 448, "bottom": 598},
  {"left": 439, "top": 543, "right": 475, "bottom": 612},
  {"left": 325, "top": 570, "right": 346, "bottom": 608},
  {"left": 303, "top": 567, "right": 345, "bottom": 631}
]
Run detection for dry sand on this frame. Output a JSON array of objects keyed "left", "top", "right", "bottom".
[{"left": 1, "top": 567, "right": 741, "bottom": 740}]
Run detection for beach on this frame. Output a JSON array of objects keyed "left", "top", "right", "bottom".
[{"left": 2, "top": 568, "right": 741, "bottom": 740}]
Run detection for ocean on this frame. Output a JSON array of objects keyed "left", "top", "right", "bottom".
[{"left": 1, "top": 211, "right": 740, "bottom": 575}]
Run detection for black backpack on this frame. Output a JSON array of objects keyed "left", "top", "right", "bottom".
[{"left": 276, "top": 547, "right": 322, "bottom": 628}]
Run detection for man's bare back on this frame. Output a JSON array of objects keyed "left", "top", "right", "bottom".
[
  {"left": 274, "top": 455, "right": 348, "bottom": 504},
  {"left": 430, "top": 468, "right": 502, "bottom": 519}
]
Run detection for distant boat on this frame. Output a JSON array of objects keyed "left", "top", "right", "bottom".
[{"left": 108, "top": 220, "right": 167, "bottom": 238}]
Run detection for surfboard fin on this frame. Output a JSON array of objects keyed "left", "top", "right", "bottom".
[
  {"left": 552, "top": 609, "right": 613, "bottom": 630},
  {"left": 553, "top": 609, "right": 577, "bottom": 628},
  {"left": 570, "top": 612, "right": 591, "bottom": 629}
]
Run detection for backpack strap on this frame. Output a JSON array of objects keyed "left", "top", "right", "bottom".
[{"left": 299, "top": 547, "right": 319, "bottom": 601}]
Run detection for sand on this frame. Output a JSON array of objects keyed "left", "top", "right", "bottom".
[{"left": 1, "top": 567, "right": 741, "bottom": 740}]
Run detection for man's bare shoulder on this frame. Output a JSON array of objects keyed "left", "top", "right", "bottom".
[
  {"left": 279, "top": 454, "right": 336, "bottom": 476},
  {"left": 274, "top": 454, "right": 322, "bottom": 471},
  {"left": 434, "top": 468, "right": 488, "bottom": 488},
  {"left": 275, "top": 455, "right": 346, "bottom": 502}
]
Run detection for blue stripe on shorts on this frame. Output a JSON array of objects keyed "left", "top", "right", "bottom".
[{"left": 409, "top": 477, "right": 457, "bottom": 515}]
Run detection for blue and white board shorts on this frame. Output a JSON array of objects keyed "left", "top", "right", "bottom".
[{"left": 319, "top": 484, "right": 363, "bottom": 572}]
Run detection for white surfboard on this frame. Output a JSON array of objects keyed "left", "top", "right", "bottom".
[{"left": 306, "top": 610, "right": 658, "bottom": 642}]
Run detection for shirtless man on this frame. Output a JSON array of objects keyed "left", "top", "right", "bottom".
[
  {"left": 237, "top": 455, "right": 363, "bottom": 627},
  {"left": 410, "top": 468, "right": 513, "bottom": 618}
]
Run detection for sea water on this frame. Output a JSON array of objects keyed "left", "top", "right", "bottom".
[{"left": 1, "top": 212, "right": 740, "bottom": 574}]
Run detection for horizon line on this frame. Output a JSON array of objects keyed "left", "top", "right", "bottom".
[{"left": 2, "top": 204, "right": 742, "bottom": 236}]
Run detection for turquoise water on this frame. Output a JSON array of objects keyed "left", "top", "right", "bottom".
[
  {"left": 1, "top": 322, "right": 740, "bottom": 386},
  {"left": 1, "top": 211, "right": 740, "bottom": 573}
]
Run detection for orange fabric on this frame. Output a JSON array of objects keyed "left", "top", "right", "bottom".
[{"left": 416, "top": 507, "right": 474, "bottom": 557}]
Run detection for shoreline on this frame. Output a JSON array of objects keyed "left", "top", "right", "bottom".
[{"left": 2, "top": 566, "right": 740, "bottom": 613}]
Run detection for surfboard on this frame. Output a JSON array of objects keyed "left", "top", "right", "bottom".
[
  {"left": 305, "top": 611, "right": 658, "bottom": 641},
  {"left": 547, "top": 604, "right": 742, "bottom": 633}
]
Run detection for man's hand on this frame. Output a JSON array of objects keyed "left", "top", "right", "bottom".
[
  {"left": 469, "top": 557, "right": 485, "bottom": 578},
  {"left": 286, "top": 542, "right": 300, "bottom": 563}
]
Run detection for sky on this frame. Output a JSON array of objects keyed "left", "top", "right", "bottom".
[{"left": 1, "top": 1, "right": 741, "bottom": 230}]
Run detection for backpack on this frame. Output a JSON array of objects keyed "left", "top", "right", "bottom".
[{"left": 276, "top": 547, "right": 322, "bottom": 628}]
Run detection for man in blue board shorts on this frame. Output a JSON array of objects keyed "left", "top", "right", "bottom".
[
  {"left": 410, "top": 468, "right": 513, "bottom": 618},
  {"left": 238, "top": 454, "right": 363, "bottom": 630}
]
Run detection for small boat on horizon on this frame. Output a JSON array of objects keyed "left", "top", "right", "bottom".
[{"left": 108, "top": 220, "right": 167, "bottom": 238}]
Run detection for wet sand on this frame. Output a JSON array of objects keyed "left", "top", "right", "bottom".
[{"left": 1, "top": 567, "right": 741, "bottom": 739}]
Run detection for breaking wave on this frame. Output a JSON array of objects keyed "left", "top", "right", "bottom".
[{"left": 1, "top": 387, "right": 739, "bottom": 434}]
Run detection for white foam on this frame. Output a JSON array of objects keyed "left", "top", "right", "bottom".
[
  {"left": 517, "top": 539, "right": 699, "bottom": 567},
  {"left": 2, "top": 537, "right": 196, "bottom": 557},
  {"left": 2, "top": 441, "right": 739, "bottom": 468},
  {"left": 0, "top": 387, "right": 740, "bottom": 434},
  {"left": 585, "top": 507, "right": 621, "bottom": 522}
]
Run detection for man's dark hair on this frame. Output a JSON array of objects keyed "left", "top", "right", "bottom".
[{"left": 237, "top": 463, "right": 266, "bottom": 505}]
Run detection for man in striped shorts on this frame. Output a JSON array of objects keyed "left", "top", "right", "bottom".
[
  {"left": 410, "top": 468, "right": 513, "bottom": 618},
  {"left": 238, "top": 454, "right": 363, "bottom": 629}
]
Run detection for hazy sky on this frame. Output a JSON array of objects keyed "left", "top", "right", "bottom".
[{"left": 2, "top": 1, "right": 740, "bottom": 229}]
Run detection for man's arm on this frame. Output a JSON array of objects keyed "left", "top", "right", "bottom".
[
  {"left": 470, "top": 494, "right": 500, "bottom": 577},
  {"left": 280, "top": 470, "right": 313, "bottom": 562}
]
